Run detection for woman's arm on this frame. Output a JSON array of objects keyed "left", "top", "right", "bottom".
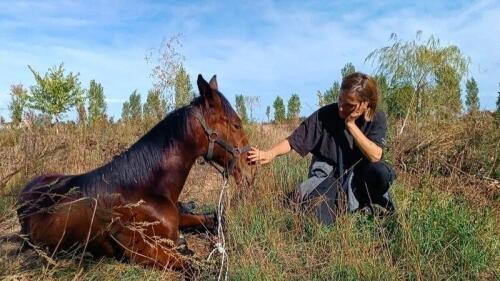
[
  {"left": 344, "top": 107, "right": 382, "bottom": 162},
  {"left": 346, "top": 122, "right": 382, "bottom": 162},
  {"left": 247, "top": 139, "right": 292, "bottom": 165}
]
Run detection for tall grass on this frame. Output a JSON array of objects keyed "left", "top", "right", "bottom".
[{"left": 0, "top": 117, "right": 498, "bottom": 280}]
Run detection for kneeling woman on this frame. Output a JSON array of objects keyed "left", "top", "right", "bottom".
[{"left": 248, "top": 72, "right": 396, "bottom": 224}]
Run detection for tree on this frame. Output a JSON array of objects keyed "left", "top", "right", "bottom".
[
  {"left": 143, "top": 89, "right": 167, "bottom": 120},
  {"left": 174, "top": 65, "right": 194, "bottom": 109},
  {"left": 8, "top": 84, "right": 27, "bottom": 126},
  {"left": 121, "top": 101, "right": 130, "bottom": 122},
  {"left": 128, "top": 90, "right": 142, "bottom": 121},
  {"left": 146, "top": 34, "right": 184, "bottom": 110},
  {"left": 244, "top": 96, "right": 260, "bottom": 122},
  {"left": 373, "top": 74, "right": 389, "bottom": 111},
  {"left": 235, "top": 94, "right": 248, "bottom": 123},
  {"left": 366, "top": 32, "right": 469, "bottom": 120},
  {"left": 465, "top": 77, "right": 480, "bottom": 114},
  {"left": 317, "top": 62, "right": 354, "bottom": 107},
  {"left": 77, "top": 100, "right": 87, "bottom": 124},
  {"left": 496, "top": 83, "right": 500, "bottom": 124},
  {"left": 26, "top": 63, "right": 83, "bottom": 122},
  {"left": 317, "top": 81, "right": 340, "bottom": 107},
  {"left": 87, "top": 80, "right": 107, "bottom": 124},
  {"left": 287, "top": 94, "right": 301, "bottom": 121},
  {"left": 266, "top": 105, "right": 271, "bottom": 123},
  {"left": 341, "top": 62, "right": 356, "bottom": 79},
  {"left": 273, "top": 96, "right": 286, "bottom": 123}
]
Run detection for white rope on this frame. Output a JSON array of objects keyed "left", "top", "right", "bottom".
[{"left": 207, "top": 177, "right": 229, "bottom": 281}]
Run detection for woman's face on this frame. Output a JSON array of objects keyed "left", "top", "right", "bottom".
[{"left": 338, "top": 92, "right": 367, "bottom": 119}]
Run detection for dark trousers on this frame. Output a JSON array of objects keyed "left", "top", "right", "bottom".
[{"left": 297, "top": 158, "right": 396, "bottom": 225}]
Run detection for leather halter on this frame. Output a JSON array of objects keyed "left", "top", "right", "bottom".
[{"left": 194, "top": 110, "right": 251, "bottom": 179}]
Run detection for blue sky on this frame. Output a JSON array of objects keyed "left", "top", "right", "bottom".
[{"left": 1, "top": 0, "right": 499, "bottom": 121}]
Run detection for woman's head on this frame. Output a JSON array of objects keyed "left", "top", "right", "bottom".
[{"left": 338, "top": 72, "right": 379, "bottom": 121}]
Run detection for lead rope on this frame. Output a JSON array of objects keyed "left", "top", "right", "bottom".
[{"left": 206, "top": 167, "right": 230, "bottom": 281}]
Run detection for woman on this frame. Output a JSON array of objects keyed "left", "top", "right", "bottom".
[{"left": 248, "top": 72, "right": 396, "bottom": 225}]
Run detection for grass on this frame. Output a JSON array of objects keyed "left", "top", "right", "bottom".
[{"left": 0, "top": 119, "right": 499, "bottom": 280}]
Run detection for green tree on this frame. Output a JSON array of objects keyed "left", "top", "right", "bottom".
[
  {"left": 143, "top": 89, "right": 167, "bottom": 120},
  {"left": 341, "top": 62, "right": 356, "bottom": 79},
  {"left": 496, "top": 83, "right": 500, "bottom": 124},
  {"left": 87, "top": 80, "right": 107, "bottom": 124},
  {"left": 287, "top": 94, "right": 301, "bottom": 121},
  {"left": 317, "top": 81, "right": 340, "bottom": 107},
  {"left": 374, "top": 73, "right": 389, "bottom": 112},
  {"left": 273, "top": 96, "right": 286, "bottom": 123},
  {"left": 266, "top": 105, "right": 271, "bottom": 123},
  {"left": 174, "top": 65, "right": 194, "bottom": 109},
  {"left": 121, "top": 101, "right": 130, "bottom": 122},
  {"left": 366, "top": 32, "right": 469, "bottom": 120},
  {"left": 465, "top": 77, "right": 480, "bottom": 114},
  {"left": 8, "top": 84, "right": 27, "bottom": 126},
  {"left": 26, "top": 63, "right": 83, "bottom": 122},
  {"left": 76, "top": 100, "right": 87, "bottom": 124},
  {"left": 128, "top": 90, "right": 142, "bottom": 121},
  {"left": 235, "top": 94, "right": 248, "bottom": 123}
]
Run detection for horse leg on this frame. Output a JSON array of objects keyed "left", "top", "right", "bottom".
[
  {"left": 179, "top": 213, "right": 217, "bottom": 234},
  {"left": 109, "top": 200, "right": 191, "bottom": 271}
]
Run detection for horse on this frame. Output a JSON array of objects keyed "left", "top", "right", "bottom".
[{"left": 16, "top": 74, "right": 255, "bottom": 271}]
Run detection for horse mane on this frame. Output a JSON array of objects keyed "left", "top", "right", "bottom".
[{"left": 71, "top": 91, "right": 235, "bottom": 197}]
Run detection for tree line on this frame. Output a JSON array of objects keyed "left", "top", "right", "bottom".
[{"left": 4, "top": 32, "right": 500, "bottom": 127}]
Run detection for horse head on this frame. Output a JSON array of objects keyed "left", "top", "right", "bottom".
[{"left": 195, "top": 74, "right": 256, "bottom": 187}]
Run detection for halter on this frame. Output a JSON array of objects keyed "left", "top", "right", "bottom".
[{"left": 194, "top": 110, "right": 251, "bottom": 179}]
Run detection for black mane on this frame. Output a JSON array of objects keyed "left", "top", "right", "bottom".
[{"left": 71, "top": 91, "right": 235, "bottom": 197}]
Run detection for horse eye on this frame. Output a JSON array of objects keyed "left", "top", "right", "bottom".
[{"left": 233, "top": 123, "right": 241, "bottom": 130}]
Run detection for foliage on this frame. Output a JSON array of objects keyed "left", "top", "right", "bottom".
[
  {"left": 341, "top": 62, "right": 356, "bottom": 79},
  {"left": 495, "top": 83, "right": 500, "bottom": 125},
  {"left": 87, "top": 80, "right": 107, "bottom": 124},
  {"left": 146, "top": 34, "right": 184, "bottom": 110},
  {"left": 26, "top": 63, "right": 84, "bottom": 122},
  {"left": 244, "top": 96, "right": 260, "bottom": 122},
  {"left": 366, "top": 32, "right": 469, "bottom": 119},
  {"left": 273, "top": 96, "right": 286, "bottom": 123},
  {"left": 317, "top": 62, "right": 355, "bottom": 107},
  {"left": 174, "top": 65, "right": 194, "bottom": 109},
  {"left": 287, "top": 94, "right": 301, "bottom": 121},
  {"left": 235, "top": 94, "right": 249, "bottom": 123},
  {"left": 121, "top": 101, "right": 130, "bottom": 122},
  {"left": 8, "top": 84, "right": 27, "bottom": 126},
  {"left": 143, "top": 89, "right": 167, "bottom": 120},
  {"left": 266, "top": 105, "right": 271, "bottom": 123},
  {"left": 76, "top": 101, "right": 87, "bottom": 124},
  {"left": 128, "top": 90, "right": 142, "bottom": 121}
]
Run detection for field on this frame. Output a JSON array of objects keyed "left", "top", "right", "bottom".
[{"left": 0, "top": 115, "right": 499, "bottom": 280}]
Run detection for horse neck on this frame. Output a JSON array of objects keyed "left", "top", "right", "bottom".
[{"left": 154, "top": 107, "right": 209, "bottom": 202}]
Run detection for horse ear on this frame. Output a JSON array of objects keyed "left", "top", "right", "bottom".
[
  {"left": 197, "top": 74, "right": 219, "bottom": 108},
  {"left": 197, "top": 74, "right": 210, "bottom": 98},
  {"left": 209, "top": 75, "right": 218, "bottom": 91}
]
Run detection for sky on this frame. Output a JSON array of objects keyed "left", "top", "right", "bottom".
[{"left": 1, "top": 0, "right": 499, "bottom": 121}]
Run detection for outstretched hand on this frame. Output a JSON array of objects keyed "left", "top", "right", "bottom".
[{"left": 247, "top": 147, "right": 275, "bottom": 165}]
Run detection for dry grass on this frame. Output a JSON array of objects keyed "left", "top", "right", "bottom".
[{"left": 0, "top": 116, "right": 499, "bottom": 280}]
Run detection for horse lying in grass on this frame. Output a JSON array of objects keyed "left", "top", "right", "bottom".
[{"left": 16, "top": 74, "right": 255, "bottom": 271}]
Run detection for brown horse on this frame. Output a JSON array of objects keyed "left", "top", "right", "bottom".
[{"left": 16, "top": 74, "right": 255, "bottom": 271}]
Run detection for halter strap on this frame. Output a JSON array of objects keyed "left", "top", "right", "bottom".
[{"left": 194, "top": 110, "right": 251, "bottom": 178}]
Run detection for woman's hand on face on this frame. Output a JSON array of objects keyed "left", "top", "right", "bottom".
[
  {"left": 345, "top": 102, "right": 368, "bottom": 125},
  {"left": 247, "top": 147, "right": 275, "bottom": 165}
]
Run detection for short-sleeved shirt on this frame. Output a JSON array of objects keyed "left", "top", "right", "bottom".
[{"left": 287, "top": 103, "right": 387, "bottom": 172}]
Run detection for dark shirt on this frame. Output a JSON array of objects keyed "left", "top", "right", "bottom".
[{"left": 287, "top": 103, "right": 387, "bottom": 172}]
